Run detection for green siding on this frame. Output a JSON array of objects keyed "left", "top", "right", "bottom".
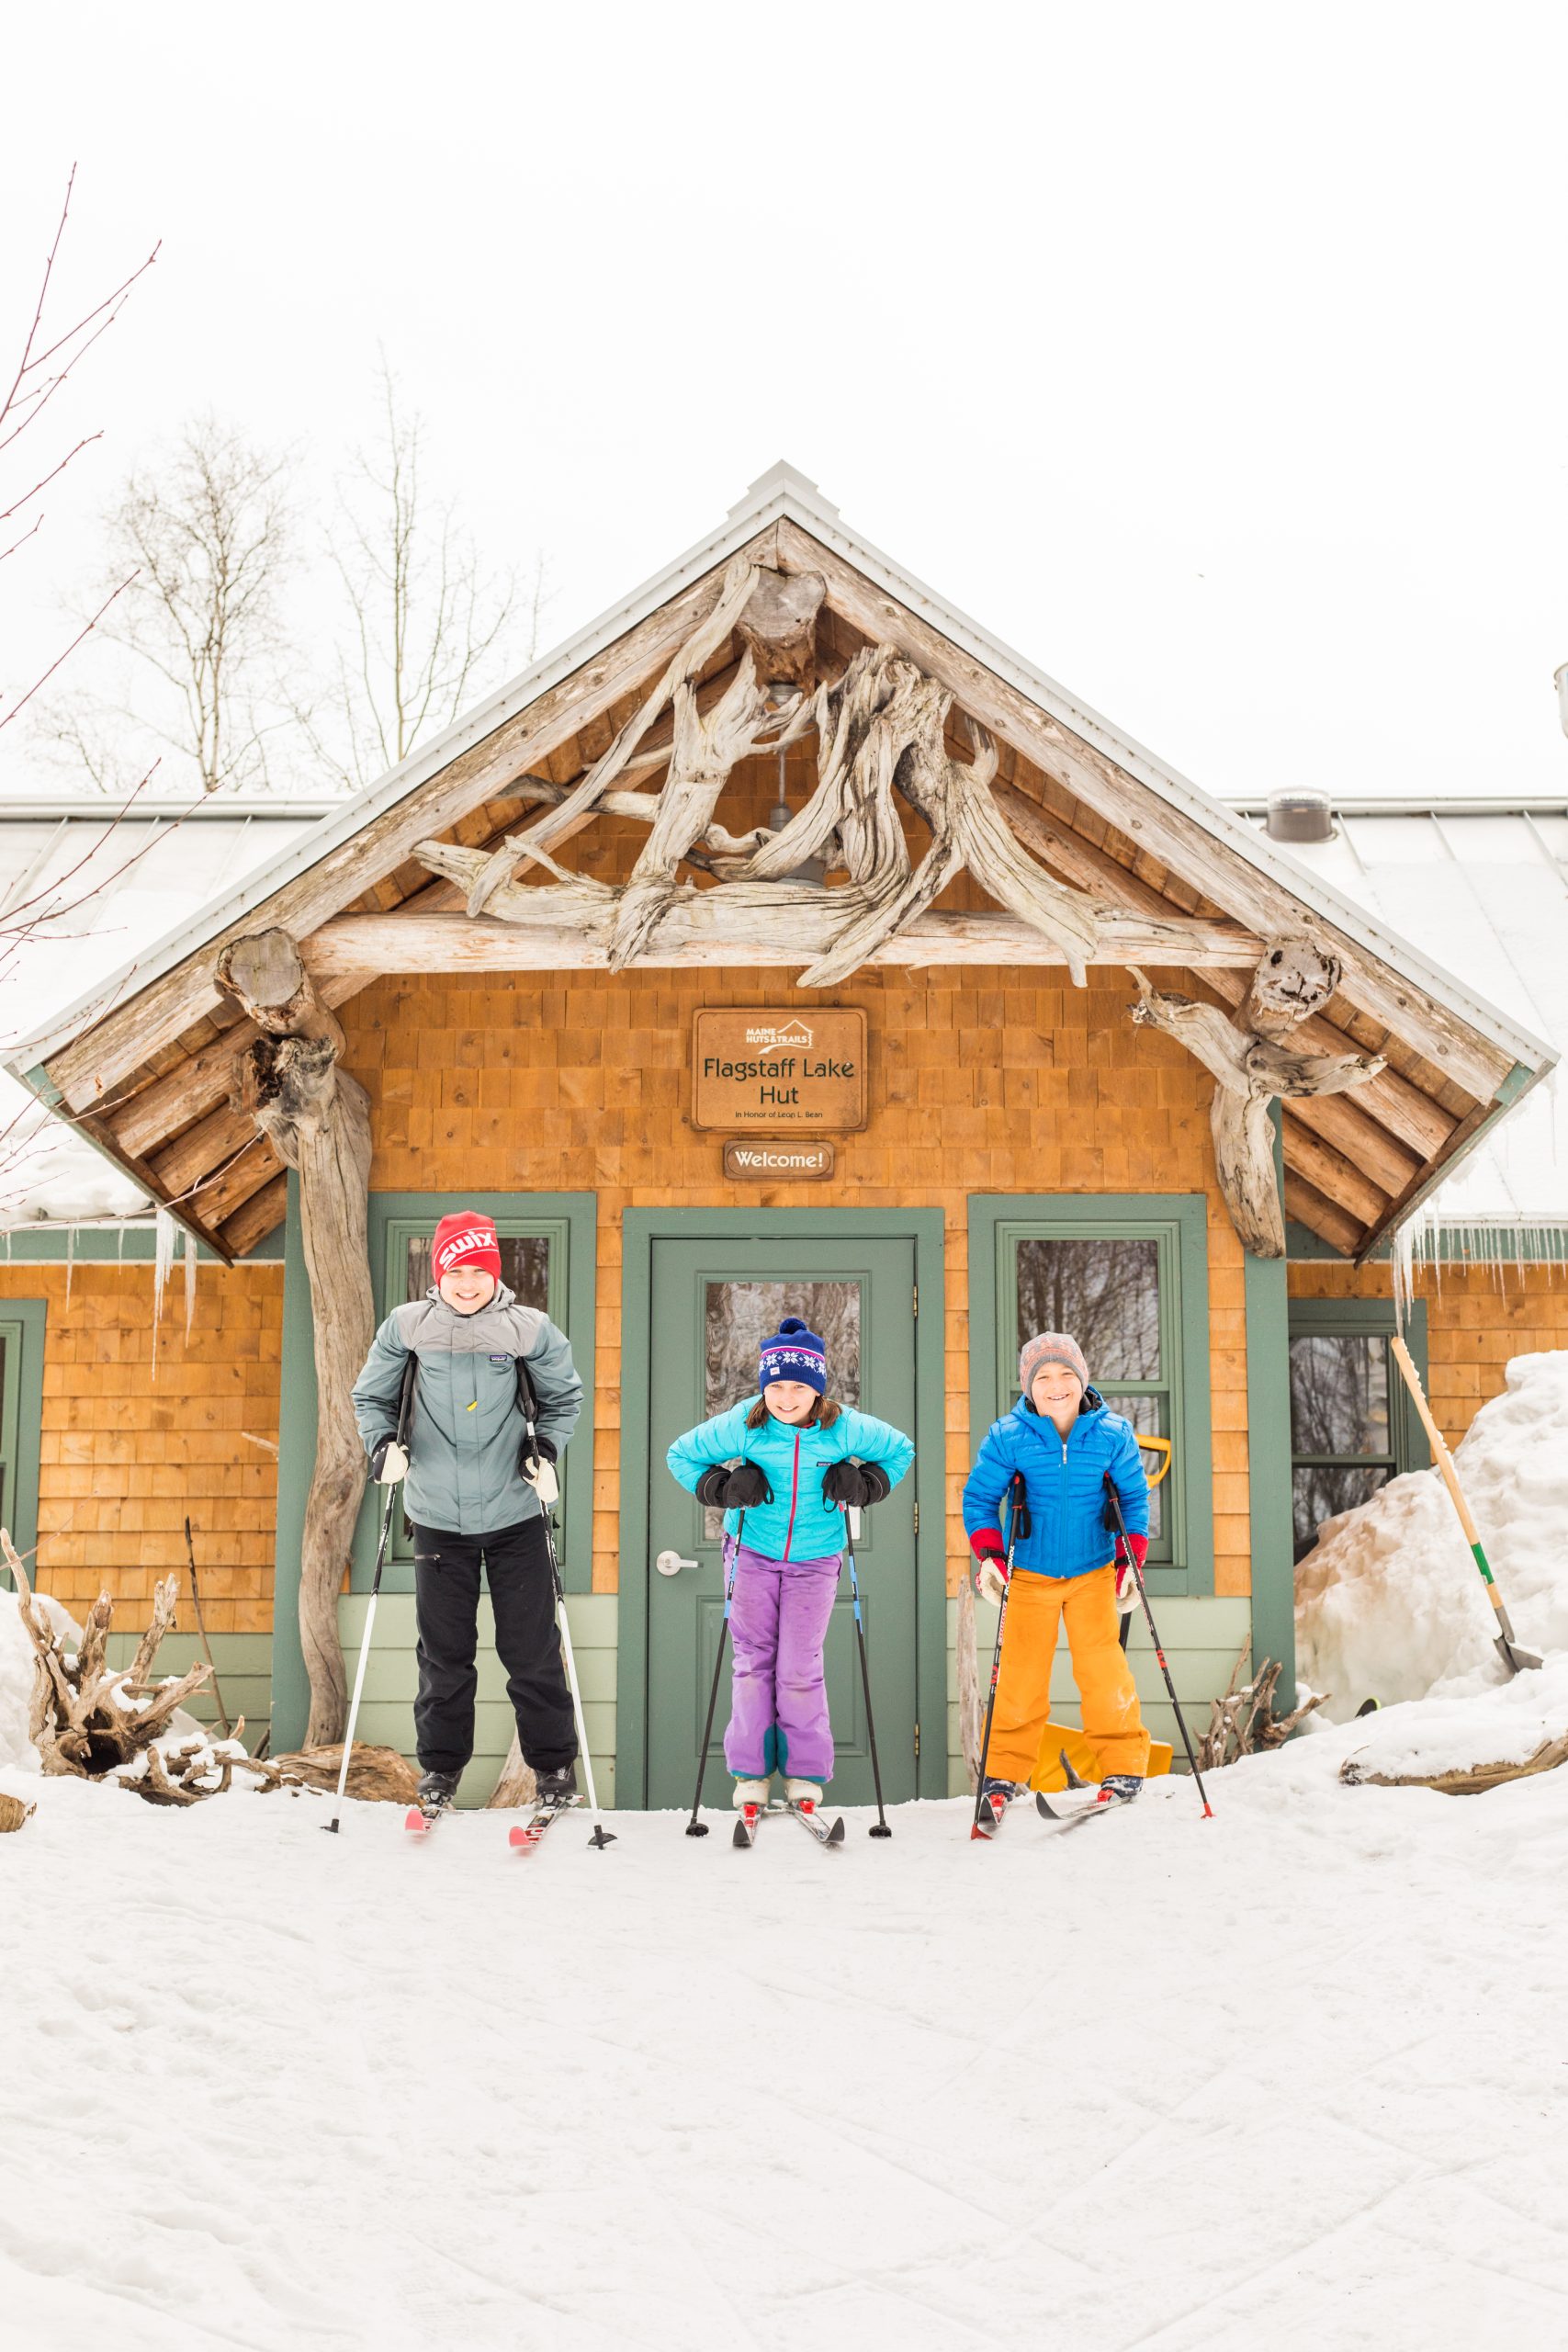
[
  {"left": 104, "top": 1632, "right": 276, "bottom": 1752},
  {"left": 943, "top": 1594, "right": 1249, "bottom": 1794},
  {"left": 337, "top": 1592, "right": 617, "bottom": 1809},
  {"left": 0, "top": 1296, "right": 46, "bottom": 1572}
]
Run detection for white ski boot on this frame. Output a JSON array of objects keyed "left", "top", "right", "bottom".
[
  {"left": 784, "top": 1777, "right": 824, "bottom": 1806},
  {"left": 731, "top": 1777, "right": 771, "bottom": 1807}
]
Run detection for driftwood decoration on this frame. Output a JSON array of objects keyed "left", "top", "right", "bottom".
[
  {"left": 219, "top": 928, "right": 374, "bottom": 1745},
  {"left": 955, "top": 1572, "right": 983, "bottom": 1793},
  {"left": 1129, "top": 940, "right": 1384, "bottom": 1257},
  {"left": 415, "top": 605, "right": 1102, "bottom": 989},
  {"left": 1195, "top": 1645, "right": 1328, "bottom": 1770},
  {"left": 1340, "top": 1729, "right": 1568, "bottom": 1797}
]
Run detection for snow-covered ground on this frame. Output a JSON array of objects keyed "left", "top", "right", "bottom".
[{"left": 5, "top": 1718, "right": 1566, "bottom": 2352}]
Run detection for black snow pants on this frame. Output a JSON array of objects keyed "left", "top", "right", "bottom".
[{"left": 411, "top": 1518, "right": 577, "bottom": 1777}]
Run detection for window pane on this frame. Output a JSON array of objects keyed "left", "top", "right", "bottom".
[
  {"left": 1290, "top": 1335, "right": 1389, "bottom": 1459},
  {"left": 1097, "top": 1391, "right": 1165, "bottom": 1541},
  {"left": 702, "top": 1281, "right": 861, "bottom": 1536},
  {"left": 1016, "top": 1238, "right": 1160, "bottom": 1381},
  {"left": 1293, "top": 1463, "right": 1391, "bottom": 1560},
  {"left": 407, "top": 1234, "right": 550, "bottom": 1312}
]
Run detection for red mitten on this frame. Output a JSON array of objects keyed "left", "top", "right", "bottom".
[
  {"left": 1113, "top": 1530, "right": 1148, "bottom": 1611},
  {"left": 971, "top": 1528, "right": 1009, "bottom": 1605}
]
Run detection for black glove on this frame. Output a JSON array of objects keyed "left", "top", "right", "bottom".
[
  {"left": 822, "top": 1460, "right": 891, "bottom": 1510},
  {"left": 694, "top": 1461, "right": 773, "bottom": 1510},
  {"left": 517, "top": 1430, "right": 558, "bottom": 1475}
]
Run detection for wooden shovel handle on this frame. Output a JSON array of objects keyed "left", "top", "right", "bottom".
[{"left": 1390, "top": 1333, "right": 1482, "bottom": 1547}]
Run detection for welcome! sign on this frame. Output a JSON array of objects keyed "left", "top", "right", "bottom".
[{"left": 692, "top": 1010, "right": 867, "bottom": 1131}]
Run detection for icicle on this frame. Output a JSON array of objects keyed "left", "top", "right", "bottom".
[
  {"left": 1390, "top": 1216, "right": 1416, "bottom": 1337},
  {"left": 184, "top": 1226, "right": 197, "bottom": 1340},
  {"left": 152, "top": 1207, "right": 176, "bottom": 1381},
  {"left": 118, "top": 1222, "right": 125, "bottom": 1264},
  {"left": 64, "top": 1223, "right": 75, "bottom": 1307}
]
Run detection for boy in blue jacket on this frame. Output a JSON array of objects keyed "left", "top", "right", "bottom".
[
  {"left": 667, "top": 1316, "right": 914, "bottom": 1810},
  {"left": 963, "top": 1330, "right": 1151, "bottom": 1820}
]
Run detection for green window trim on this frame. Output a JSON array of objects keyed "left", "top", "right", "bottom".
[
  {"left": 272, "top": 1182, "right": 596, "bottom": 1753},
  {"left": 0, "top": 1298, "right": 46, "bottom": 1584},
  {"left": 1287, "top": 1297, "right": 1430, "bottom": 1560},
  {"left": 966, "top": 1195, "right": 1214, "bottom": 1597}
]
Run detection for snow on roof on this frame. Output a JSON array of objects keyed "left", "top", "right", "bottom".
[
  {"left": 0, "top": 803, "right": 330, "bottom": 1227},
  {"left": 1236, "top": 805, "right": 1568, "bottom": 1232}
]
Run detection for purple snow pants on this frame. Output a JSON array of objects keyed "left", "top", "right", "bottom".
[{"left": 723, "top": 1541, "right": 841, "bottom": 1781}]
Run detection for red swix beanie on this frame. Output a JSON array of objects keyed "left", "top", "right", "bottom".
[{"left": 432, "top": 1211, "right": 502, "bottom": 1283}]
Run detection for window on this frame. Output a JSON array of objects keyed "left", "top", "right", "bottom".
[
  {"left": 0, "top": 1302, "right": 46, "bottom": 1588},
  {"left": 968, "top": 1197, "right": 1213, "bottom": 1594},
  {"left": 1288, "top": 1301, "right": 1428, "bottom": 1561},
  {"left": 699, "top": 1280, "right": 862, "bottom": 1537}
]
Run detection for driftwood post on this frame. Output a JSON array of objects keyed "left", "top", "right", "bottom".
[
  {"left": 1129, "top": 941, "right": 1384, "bottom": 1258},
  {"left": 218, "top": 928, "right": 374, "bottom": 1744}
]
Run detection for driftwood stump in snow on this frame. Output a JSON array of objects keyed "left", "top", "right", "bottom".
[
  {"left": 1129, "top": 942, "right": 1383, "bottom": 1258},
  {"left": 1340, "top": 1731, "right": 1568, "bottom": 1796},
  {"left": 220, "top": 928, "right": 374, "bottom": 1747},
  {"left": 1195, "top": 1645, "right": 1328, "bottom": 1770},
  {"left": 250, "top": 1742, "right": 421, "bottom": 1803},
  {"left": 0, "top": 1792, "right": 35, "bottom": 1832},
  {"left": 955, "top": 1571, "right": 983, "bottom": 1794},
  {"left": 487, "top": 1732, "right": 537, "bottom": 1810}
]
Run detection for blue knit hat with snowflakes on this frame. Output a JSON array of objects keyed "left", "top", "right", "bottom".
[{"left": 759, "top": 1316, "right": 827, "bottom": 1396}]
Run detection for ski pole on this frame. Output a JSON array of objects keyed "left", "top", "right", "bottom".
[
  {"left": 971, "top": 1475, "right": 1027, "bottom": 1835},
  {"left": 1389, "top": 1334, "right": 1540, "bottom": 1675},
  {"left": 685, "top": 1509, "right": 745, "bottom": 1838},
  {"left": 1102, "top": 1473, "right": 1213, "bottom": 1818},
  {"left": 538, "top": 1508, "right": 615, "bottom": 1849},
  {"left": 513, "top": 1357, "right": 615, "bottom": 1849},
  {"left": 841, "top": 1505, "right": 891, "bottom": 1838},
  {"left": 326, "top": 1351, "right": 416, "bottom": 1835}
]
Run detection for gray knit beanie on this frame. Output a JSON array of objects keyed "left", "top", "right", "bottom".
[{"left": 1019, "top": 1331, "right": 1089, "bottom": 1397}]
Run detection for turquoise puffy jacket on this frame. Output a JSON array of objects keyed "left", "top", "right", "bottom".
[
  {"left": 667, "top": 1399, "right": 915, "bottom": 1561},
  {"left": 962, "top": 1389, "right": 1148, "bottom": 1579}
]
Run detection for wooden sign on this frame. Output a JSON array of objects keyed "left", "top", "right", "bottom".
[
  {"left": 692, "top": 1010, "right": 866, "bottom": 1131},
  {"left": 723, "top": 1141, "right": 836, "bottom": 1182}
]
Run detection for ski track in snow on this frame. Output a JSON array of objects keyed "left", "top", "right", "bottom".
[{"left": 3, "top": 1748, "right": 1566, "bottom": 2352}]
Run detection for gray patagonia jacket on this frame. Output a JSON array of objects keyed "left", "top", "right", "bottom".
[{"left": 352, "top": 1283, "right": 583, "bottom": 1537}]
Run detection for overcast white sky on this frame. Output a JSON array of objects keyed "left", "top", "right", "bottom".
[{"left": 4, "top": 1, "right": 1566, "bottom": 806}]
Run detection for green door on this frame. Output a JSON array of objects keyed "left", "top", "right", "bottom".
[{"left": 645, "top": 1235, "right": 920, "bottom": 1811}]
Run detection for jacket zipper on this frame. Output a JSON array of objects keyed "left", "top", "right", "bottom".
[{"left": 782, "top": 1430, "right": 802, "bottom": 1562}]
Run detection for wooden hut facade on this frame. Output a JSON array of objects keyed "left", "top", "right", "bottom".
[{"left": 2, "top": 467, "right": 1559, "bottom": 1801}]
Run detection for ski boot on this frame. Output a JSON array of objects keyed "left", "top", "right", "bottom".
[
  {"left": 731, "top": 1777, "right": 771, "bottom": 1807},
  {"left": 973, "top": 1775, "right": 1029, "bottom": 1839},
  {"left": 784, "top": 1777, "right": 823, "bottom": 1806},
  {"left": 535, "top": 1762, "right": 579, "bottom": 1810},
  {"left": 406, "top": 1767, "right": 459, "bottom": 1835},
  {"left": 1096, "top": 1773, "right": 1143, "bottom": 1808}
]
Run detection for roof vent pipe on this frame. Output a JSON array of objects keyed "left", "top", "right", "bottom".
[{"left": 1265, "top": 789, "right": 1335, "bottom": 843}]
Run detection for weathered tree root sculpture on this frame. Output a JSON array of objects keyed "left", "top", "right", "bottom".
[
  {"left": 1129, "top": 941, "right": 1383, "bottom": 1257},
  {"left": 1195, "top": 1645, "right": 1328, "bottom": 1770}
]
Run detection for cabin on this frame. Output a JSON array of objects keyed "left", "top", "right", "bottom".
[{"left": 1, "top": 464, "right": 1561, "bottom": 1804}]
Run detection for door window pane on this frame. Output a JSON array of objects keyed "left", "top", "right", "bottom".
[
  {"left": 702, "top": 1281, "right": 861, "bottom": 1536},
  {"left": 1290, "top": 1335, "right": 1389, "bottom": 1459},
  {"left": 407, "top": 1234, "right": 550, "bottom": 1310},
  {"left": 1293, "top": 1464, "right": 1391, "bottom": 1560},
  {"left": 1016, "top": 1238, "right": 1160, "bottom": 1380}
]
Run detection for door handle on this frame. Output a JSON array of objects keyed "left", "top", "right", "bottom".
[{"left": 656, "top": 1549, "right": 699, "bottom": 1577}]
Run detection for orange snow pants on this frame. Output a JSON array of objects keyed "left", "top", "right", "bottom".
[{"left": 987, "top": 1564, "right": 1151, "bottom": 1783}]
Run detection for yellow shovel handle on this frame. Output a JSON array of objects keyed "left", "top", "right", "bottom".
[
  {"left": 1390, "top": 1333, "right": 1482, "bottom": 1548},
  {"left": 1136, "top": 1432, "right": 1173, "bottom": 1488}
]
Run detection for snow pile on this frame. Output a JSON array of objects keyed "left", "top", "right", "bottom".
[
  {"left": 0, "top": 1587, "right": 80, "bottom": 1770},
  {"left": 1297, "top": 1350, "right": 1568, "bottom": 1717},
  {"left": 1330, "top": 1653, "right": 1568, "bottom": 1783}
]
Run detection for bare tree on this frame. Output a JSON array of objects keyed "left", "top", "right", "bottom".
[
  {"left": 49, "top": 416, "right": 302, "bottom": 796},
  {"left": 310, "top": 360, "right": 545, "bottom": 789},
  {"left": 1, "top": 164, "right": 158, "bottom": 741}
]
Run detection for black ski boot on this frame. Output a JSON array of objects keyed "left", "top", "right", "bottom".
[
  {"left": 415, "top": 1768, "right": 459, "bottom": 1815},
  {"left": 536, "top": 1762, "right": 579, "bottom": 1809}
]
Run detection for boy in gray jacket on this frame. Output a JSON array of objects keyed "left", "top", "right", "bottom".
[{"left": 352, "top": 1210, "right": 584, "bottom": 1811}]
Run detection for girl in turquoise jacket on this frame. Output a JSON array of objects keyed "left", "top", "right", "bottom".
[{"left": 666, "top": 1317, "right": 914, "bottom": 1808}]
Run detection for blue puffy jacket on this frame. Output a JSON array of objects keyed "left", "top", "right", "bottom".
[
  {"left": 667, "top": 1399, "right": 915, "bottom": 1562},
  {"left": 962, "top": 1388, "right": 1149, "bottom": 1580}
]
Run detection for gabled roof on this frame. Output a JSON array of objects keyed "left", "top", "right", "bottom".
[{"left": 5, "top": 463, "right": 1556, "bottom": 1264}]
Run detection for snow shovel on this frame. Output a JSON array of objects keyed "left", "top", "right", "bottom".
[{"left": 1389, "top": 1334, "right": 1541, "bottom": 1676}]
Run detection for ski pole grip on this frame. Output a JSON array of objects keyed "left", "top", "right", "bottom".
[{"left": 847, "top": 1504, "right": 863, "bottom": 1541}]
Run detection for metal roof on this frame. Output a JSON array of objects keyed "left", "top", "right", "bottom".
[{"left": 1236, "top": 805, "right": 1568, "bottom": 1226}]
